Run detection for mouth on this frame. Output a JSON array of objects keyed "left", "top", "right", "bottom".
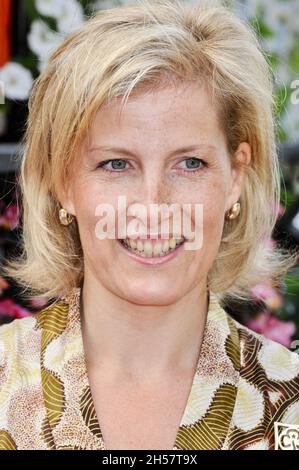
[{"left": 118, "top": 236, "right": 185, "bottom": 258}]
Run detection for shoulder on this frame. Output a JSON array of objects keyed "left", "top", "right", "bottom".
[
  {"left": 0, "top": 315, "right": 42, "bottom": 396},
  {"left": 230, "top": 315, "right": 299, "bottom": 376},
  {"left": 228, "top": 315, "right": 299, "bottom": 425},
  {"left": 0, "top": 315, "right": 40, "bottom": 358}
]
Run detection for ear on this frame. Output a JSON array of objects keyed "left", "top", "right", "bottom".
[
  {"left": 58, "top": 183, "right": 76, "bottom": 217},
  {"left": 225, "top": 142, "right": 251, "bottom": 211}
]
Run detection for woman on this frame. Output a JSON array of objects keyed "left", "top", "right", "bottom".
[{"left": 0, "top": 0, "right": 299, "bottom": 451}]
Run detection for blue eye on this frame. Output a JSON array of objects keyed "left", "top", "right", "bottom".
[
  {"left": 178, "top": 158, "right": 207, "bottom": 173},
  {"left": 97, "top": 159, "right": 129, "bottom": 172},
  {"left": 97, "top": 157, "right": 207, "bottom": 174}
]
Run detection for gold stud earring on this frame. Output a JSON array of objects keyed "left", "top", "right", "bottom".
[
  {"left": 225, "top": 202, "right": 241, "bottom": 221},
  {"left": 59, "top": 208, "right": 74, "bottom": 226}
]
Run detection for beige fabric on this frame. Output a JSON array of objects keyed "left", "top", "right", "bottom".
[{"left": 0, "top": 286, "right": 298, "bottom": 450}]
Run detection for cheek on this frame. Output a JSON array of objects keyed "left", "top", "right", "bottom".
[
  {"left": 71, "top": 184, "right": 108, "bottom": 244},
  {"left": 191, "top": 177, "right": 227, "bottom": 218},
  {"left": 203, "top": 207, "right": 224, "bottom": 241},
  {"left": 73, "top": 179, "right": 111, "bottom": 219},
  {"left": 204, "top": 188, "right": 226, "bottom": 225},
  {"left": 190, "top": 182, "right": 227, "bottom": 250}
]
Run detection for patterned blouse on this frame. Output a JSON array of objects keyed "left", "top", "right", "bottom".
[{"left": 0, "top": 286, "right": 299, "bottom": 450}]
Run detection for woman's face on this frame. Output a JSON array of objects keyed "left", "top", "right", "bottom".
[{"left": 63, "top": 80, "right": 250, "bottom": 305}]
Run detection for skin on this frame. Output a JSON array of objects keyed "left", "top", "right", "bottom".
[{"left": 61, "top": 79, "right": 251, "bottom": 384}]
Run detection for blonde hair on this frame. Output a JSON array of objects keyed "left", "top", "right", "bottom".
[{"left": 2, "top": 0, "right": 299, "bottom": 306}]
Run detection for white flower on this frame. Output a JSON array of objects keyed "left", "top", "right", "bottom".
[
  {"left": 0, "top": 62, "right": 33, "bottom": 100},
  {"left": 27, "top": 19, "right": 64, "bottom": 60},
  {"left": 56, "top": 0, "right": 84, "bottom": 34},
  {"left": 35, "top": 0, "right": 65, "bottom": 18}
]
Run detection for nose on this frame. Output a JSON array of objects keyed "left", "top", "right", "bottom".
[
  {"left": 131, "top": 169, "right": 177, "bottom": 235},
  {"left": 140, "top": 170, "right": 171, "bottom": 206}
]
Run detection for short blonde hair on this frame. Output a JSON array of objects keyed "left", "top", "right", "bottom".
[{"left": 3, "top": 0, "right": 299, "bottom": 305}]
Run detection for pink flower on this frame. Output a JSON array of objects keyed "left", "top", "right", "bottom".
[
  {"left": 0, "top": 204, "right": 20, "bottom": 230},
  {"left": 250, "top": 283, "right": 283, "bottom": 310},
  {"left": 246, "top": 310, "right": 296, "bottom": 348},
  {"left": 264, "top": 238, "right": 276, "bottom": 250},
  {"left": 29, "top": 296, "right": 48, "bottom": 308},
  {"left": 0, "top": 299, "right": 33, "bottom": 319},
  {"left": 0, "top": 276, "right": 9, "bottom": 295},
  {"left": 271, "top": 202, "right": 285, "bottom": 219}
]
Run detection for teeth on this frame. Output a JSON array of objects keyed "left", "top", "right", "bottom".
[
  {"left": 169, "top": 238, "right": 176, "bottom": 249},
  {"left": 137, "top": 240, "right": 143, "bottom": 252},
  {"left": 144, "top": 240, "right": 153, "bottom": 256},
  {"left": 129, "top": 238, "right": 137, "bottom": 250},
  {"left": 121, "top": 237, "right": 184, "bottom": 257},
  {"left": 153, "top": 242, "right": 163, "bottom": 256},
  {"left": 162, "top": 240, "right": 169, "bottom": 252}
]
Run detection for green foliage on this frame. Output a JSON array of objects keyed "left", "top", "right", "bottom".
[{"left": 290, "top": 35, "right": 299, "bottom": 72}]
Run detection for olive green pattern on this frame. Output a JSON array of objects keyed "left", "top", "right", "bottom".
[{"left": 0, "top": 287, "right": 298, "bottom": 450}]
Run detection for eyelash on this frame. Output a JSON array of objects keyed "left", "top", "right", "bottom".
[{"left": 97, "top": 158, "right": 207, "bottom": 174}]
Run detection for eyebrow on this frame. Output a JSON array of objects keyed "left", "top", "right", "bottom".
[{"left": 87, "top": 144, "right": 217, "bottom": 157}]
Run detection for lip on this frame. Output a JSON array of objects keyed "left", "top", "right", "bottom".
[{"left": 117, "top": 239, "right": 185, "bottom": 265}]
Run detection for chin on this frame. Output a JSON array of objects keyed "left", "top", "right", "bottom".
[{"left": 121, "top": 287, "right": 183, "bottom": 307}]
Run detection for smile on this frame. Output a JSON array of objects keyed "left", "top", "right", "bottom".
[{"left": 117, "top": 236, "right": 185, "bottom": 265}]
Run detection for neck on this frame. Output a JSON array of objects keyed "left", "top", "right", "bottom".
[{"left": 80, "top": 278, "right": 209, "bottom": 382}]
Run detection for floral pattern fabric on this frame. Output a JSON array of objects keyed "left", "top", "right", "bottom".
[{"left": 0, "top": 286, "right": 298, "bottom": 450}]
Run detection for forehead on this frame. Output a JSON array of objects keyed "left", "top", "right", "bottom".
[{"left": 87, "top": 80, "right": 222, "bottom": 142}]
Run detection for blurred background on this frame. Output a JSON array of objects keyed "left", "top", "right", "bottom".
[{"left": 0, "top": 0, "right": 299, "bottom": 351}]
